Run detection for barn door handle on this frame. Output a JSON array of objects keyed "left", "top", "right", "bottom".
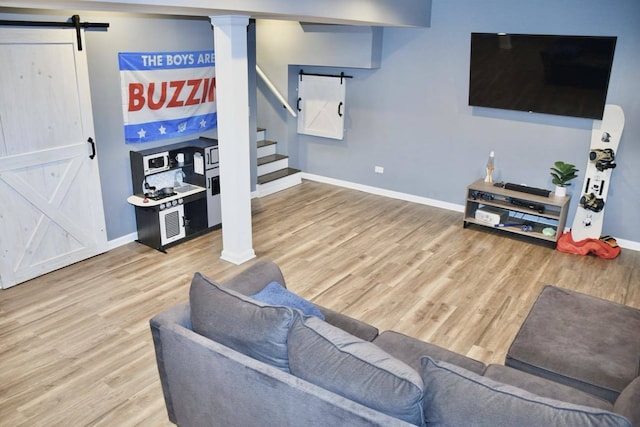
[
  {"left": 297, "top": 97, "right": 302, "bottom": 112},
  {"left": 338, "top": 102, "right": 343, "bottom": 117},
  {"left": 88, "top": 137, "right": 96, "bottom": 159}
]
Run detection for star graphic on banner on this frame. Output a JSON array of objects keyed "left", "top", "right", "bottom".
[
  {"left": 137, "top": 128, "right": 147, "bottom": 139},
  {"left": 159, "top": 125, "right": 167, "bottom": 135},
  {"left": 178, "top": 122, "right": 187, "bottom": 132},
  {"left": 199, "top": 119, "right": 207, "bottom": 128}
]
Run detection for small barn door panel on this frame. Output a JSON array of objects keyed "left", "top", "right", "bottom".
[
  {"left": 296, "top": 74, "right": 346, "bottom": 140},
  {"left": 0, "top": 27, "right": 108, "bottom": 289}
]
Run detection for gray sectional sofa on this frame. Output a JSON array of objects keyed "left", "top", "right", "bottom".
[{"left": 150, "top": 260, "right": 640, "bottom": 426}]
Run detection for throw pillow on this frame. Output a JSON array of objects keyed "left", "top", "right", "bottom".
[
  {"left": 250, "top": 281, "right": 325, "bottom": 320},
  {"left": 189, "top": 272, "right": 295, "bottom": 372},
  {"left": 288, "top": 316, "right": 425, "bottom": 426},
  {"left": 420, "top": 357, "right": 631, "bottom": 427}
]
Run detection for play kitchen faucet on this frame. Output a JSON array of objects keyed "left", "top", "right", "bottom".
[{"left": 174, "top": 170, "right": 186, "bottom": 187}]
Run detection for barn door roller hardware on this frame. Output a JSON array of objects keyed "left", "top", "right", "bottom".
[
  {"left": 0, "top": 15, "right": 109, "bottom": 51},
  {"left": 299, "top": 70, "right": 353, "bottom": 85}
]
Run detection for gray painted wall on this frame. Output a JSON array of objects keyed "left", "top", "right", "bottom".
[
  {"left": 0, "top": 10, "right": 262, "bottom": 242},
  {"left": 83, "top": 14, "right": 218, "bottom": 241},
  {"left": 3, "top": 2, "right": 638, "bottom": 245},
  {"left": 256, "top": 0, "right": 640, "bottom": 244}
]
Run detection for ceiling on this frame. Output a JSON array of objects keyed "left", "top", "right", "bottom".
[{"left": 0, "top": 0, "right": 431, "bottom": 27}]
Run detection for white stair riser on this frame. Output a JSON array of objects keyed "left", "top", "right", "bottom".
[
  {"left": 256, "top": 129, "right": 266, "bottom": 141},
  {"left": 258, "top": 158, "right": 289, "bottom": 176},
  {"left": 257, "top": 144, "right": 276, "bottom": 157},
  {"left": 256, "top": 172, "right": 302, "bottom": 197}
]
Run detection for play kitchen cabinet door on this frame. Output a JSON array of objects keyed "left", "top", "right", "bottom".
[
  {"left": 159, "top": 204, "right": 186, "bottom": 245},
  {"left": 206, "top": 166, "right": 221, "bottom": 227},
  {"left": 133, "top": 196, "right": 211, "bottom": 251},
  {"left": 134, "top": 203, "right": 184, "bottom": 250},
  {"left": 202, "top": 143, "right": 221, "bottom": 228}
]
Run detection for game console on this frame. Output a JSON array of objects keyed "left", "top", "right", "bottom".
[{"left": 475, "top": 207, "right": 509, "bottom": 225}]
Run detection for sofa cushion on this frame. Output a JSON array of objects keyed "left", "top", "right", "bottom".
[
  {"left": 288, "top": 316, "right": 425, "bottom": 426},
  {"left": 484, "top": 364, "right": 613, "bottom": 410},
  {"left": 251, "top": 281, "right": 325, "bottom": 320},
  {"left": 189, "top": 272, "right": 295, "bottom": 372},
  {"left": 421, "top": 357, "right": 631, "bottom": 427},
  {"left": 373, "top": 330, "right": 486, "bottom": 375},
  {"left": 221, "top": 259, "right": 286, "bottom": 295},
  {"left": 318, "top": 305, "right": 379, "bottom": 342},
  {"left": 614, "top": 377, "right": 640, "bottom": 427},
  {"left": 506, "top": 285, "right": 640, "bottom": 403}
]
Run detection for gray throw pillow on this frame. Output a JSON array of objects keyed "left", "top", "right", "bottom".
[
  {"left": 189, "top": 272, "right": 295, "bottom": 372},
  {"left": 288, "top": 316, "right": 425, "bottom": 426},
  {"left": 421, "top": 357, "right": 631, "bottom": 427}
]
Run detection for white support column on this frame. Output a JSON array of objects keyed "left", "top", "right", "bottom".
[{"left": 210, "top": 15, "right": 256, "bottom": 265}]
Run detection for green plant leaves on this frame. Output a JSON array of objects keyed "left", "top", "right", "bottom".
[{"left": 550, "top": 161, "right": 579, "bottom": 186}]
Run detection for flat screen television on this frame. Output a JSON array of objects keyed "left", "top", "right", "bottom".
[{"left": 468, "top": 33, "right": 617, "bottom": 119}]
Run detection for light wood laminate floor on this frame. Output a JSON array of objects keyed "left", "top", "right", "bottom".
[{"left": 1, "top": 180, "right": 638, "bottom": 426}]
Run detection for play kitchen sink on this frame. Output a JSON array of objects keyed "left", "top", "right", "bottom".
[
  {"left": 174, "top": 183, "right": 200, "bottom": 193},
  {"left": 127, "top": 138, "right": 221, "bottom": 251}
]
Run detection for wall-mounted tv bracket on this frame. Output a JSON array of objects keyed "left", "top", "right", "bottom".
[{"left": 0, "top": 15, "right": 109, "bottom": 51}]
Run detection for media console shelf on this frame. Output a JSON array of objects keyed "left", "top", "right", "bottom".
[{"left": 463, "top": 179, "right": 570, "bottom": 246}]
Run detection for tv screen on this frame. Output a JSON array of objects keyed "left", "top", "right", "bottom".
[{"left": 469, "top": 33, "right": 617, "bottom": 119}]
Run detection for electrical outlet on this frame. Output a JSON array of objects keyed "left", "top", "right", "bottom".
[{"left": 374, "top": 166, "right": 384, "bottom": 174}]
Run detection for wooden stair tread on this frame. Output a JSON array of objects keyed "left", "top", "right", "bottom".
[
  {"left": 257, "top": 139, "right": 277, "bottom": 148},
  {"left": 257, "top": 153, "right": 288, "bottom": 166},
  {"left": 257, "top": 167, "right": 301, "bottom": 185}
]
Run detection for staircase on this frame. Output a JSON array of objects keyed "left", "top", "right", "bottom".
[{"left": 255, "top": 128, "right": 302, "bottom": 197}]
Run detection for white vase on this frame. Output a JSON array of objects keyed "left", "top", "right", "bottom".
[{"left": 555, "top": 185, "right": 567, "bottom": 197}]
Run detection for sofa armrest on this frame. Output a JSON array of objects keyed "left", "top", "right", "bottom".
[
  {"left": 614, "top": 377, "right": 640, "bottom": 426},
  {"left": 149, "top": 302, "right": 191, "bottom": 424},
  {"left": 222, "top": 259, "right": 286, "bottom": 295},
  {"left": 151, "top": 301, "right": 191, "bottom": 329},
  {"left": 318, "top": 306, "right": 378, "bottom": 341}
]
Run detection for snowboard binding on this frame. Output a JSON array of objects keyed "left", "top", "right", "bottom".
[
  {"left": 589, "top": 148, "right": 616, "bottom": 171},
  {"left": 580, "top": 193, "right": 605, "bottom": 213}
]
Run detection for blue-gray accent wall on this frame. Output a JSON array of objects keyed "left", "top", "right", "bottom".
[
  {"left": 3, "top": 2, "right": 638, "bottom": 245},
  {"left": 257, "top": 0, "right": 640, "bottom": 244}
]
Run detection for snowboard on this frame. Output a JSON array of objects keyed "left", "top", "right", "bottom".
[{"left": 571, "top": 104, "right": 624, "bottom": 241}]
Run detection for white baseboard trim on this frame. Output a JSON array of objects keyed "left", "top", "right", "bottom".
[
  {"left": 301, "top": 173, "right": 640, "bottom": 252},
  {"left": 616, "top": 238, "right": 640, "bottom": 252},
  {"left": 107, "top": 232, "right": 138, "bottom": 251},
  {"left": 302, "top": 173, "right": 465, "bottom": 213},
  {"left": 108, "top": 175, "right": 639, "bottom": 253},
  {"left": 220, "top": 249, "right": 257, "bottom": 265}
]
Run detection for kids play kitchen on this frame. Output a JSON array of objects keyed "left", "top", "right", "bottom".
[{"left": 127, "top": 137, "right": 220, "bottom": 251}]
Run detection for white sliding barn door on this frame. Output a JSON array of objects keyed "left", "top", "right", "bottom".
[
  {"left": 0, "top": 28, "right": 107, "bottom": 289},
  {"left": 297, "top": 74, "right": 346, "bottom": 140}
]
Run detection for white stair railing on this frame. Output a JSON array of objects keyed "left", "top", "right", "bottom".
[{"left": 256, "top": 64, "right": 297, "bottom": 118}]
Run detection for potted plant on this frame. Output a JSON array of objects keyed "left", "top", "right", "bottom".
[{"left": 550, "top": 161, "right": 579, "bottom": 197}]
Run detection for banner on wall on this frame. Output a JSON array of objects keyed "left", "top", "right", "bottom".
[{"left": 118, "top": 50, "right": 216, "bottom": 143}]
